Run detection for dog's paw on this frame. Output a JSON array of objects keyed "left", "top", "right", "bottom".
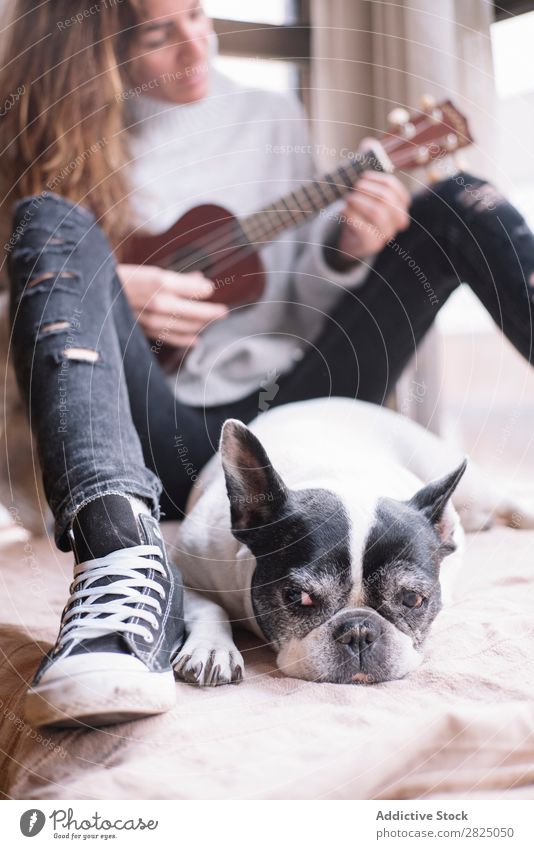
[
  {"left": 495, "top": 495, "right": 534, "bottom": 530},
  {"left": 459, "top": 494, "right": 534, "bottom": 532},
  {"left": 173, "top": 643, "right": 244, "bottom": 686}
]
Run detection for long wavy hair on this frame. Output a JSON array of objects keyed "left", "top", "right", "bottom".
[{"left": 0, "top": 0, "right": 145, "bottom": 244}]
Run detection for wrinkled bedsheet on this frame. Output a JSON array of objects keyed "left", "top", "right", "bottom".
[{"left": 1, "top": 525, "right": 533, "bottom": 800}]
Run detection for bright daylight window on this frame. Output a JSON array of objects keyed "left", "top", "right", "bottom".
[
  {"left": 203, "top": 0, "right": 309, "bottom": 94},
  {"left": 213, "top": 55, "right": 297, "bottom": 93},
  {"left": 438, "top": 5, "right": 534, "bottom": 335},
  {"left": 490, "top": 9, "right": 534, "bottom": 226},
  {"left": 491, "top": 9, "right": 534, "bottom": 99},
  {"left": 204, "top": 0, "right": 298, "bottom": 25}
]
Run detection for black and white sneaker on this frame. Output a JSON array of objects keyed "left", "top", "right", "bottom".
[{"left": 25, "top": 494, "right": 185, "bottom": 729}]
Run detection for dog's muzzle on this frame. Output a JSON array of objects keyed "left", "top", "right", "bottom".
[{"left": 331, "top": 610, "right": 384, "bottom": 683}]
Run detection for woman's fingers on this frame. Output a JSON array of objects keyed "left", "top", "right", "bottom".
[
  {"left": 358, "top": 169, "right": 412, "bottom": 212},
  {"left": 149, "top": 328, "right": 200, "bottom": 348},
  {"left": 166, "top": 335, "right": 199, "bottom": 348},
  {"left": 137, "top": 312, "right": 200, "bottom": 347},
  {"left": 139, "top": 312, "right": 201, "bottom": 333},
  {"left": 344, "top": 192, "right": 397, "bottom": 241},
  {"left": 144, "top": 291, "right": 228, "bottom": 322},
  {"left": 153, "top": 332, "right": 199, "bottom": 348},
  {"left": 119, "top": 264, "right": 218, "bottom": 307},
  {"left": 338, "top": 180, "right": 412, "bottom": 257},
  {"left": 160, "top": 270, "right": 215, "bottom": 300},
  {"left": 352, "top": 177, "right": 411, "bottom": 231},
  {"left": 119, "top": 264, "right": 230, "bottom": 345},
  {"left": 138, "top": 310, "right": 223, "bottom": 344},
  {"left": 358, "top": 138, "right": 412, "bottom": 202}
]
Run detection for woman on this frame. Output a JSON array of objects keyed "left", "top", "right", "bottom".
[{"left": 1, "top": 0, "right": 533, "bottom": 728}]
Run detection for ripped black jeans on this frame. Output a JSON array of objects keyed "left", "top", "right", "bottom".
[{"left": 8, "top": 175, "right": 534, "bottom": 551}]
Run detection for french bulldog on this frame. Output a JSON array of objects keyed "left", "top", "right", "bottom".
[{"left": 172, "top": 397, "right": 534, "bottom": 686}]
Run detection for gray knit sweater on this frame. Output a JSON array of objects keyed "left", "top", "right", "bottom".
[{"left": 127, "top": 69, "right": 372, "bottom": 406}]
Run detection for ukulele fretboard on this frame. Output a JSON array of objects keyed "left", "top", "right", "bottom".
[{"left": 239, "top": 150, "right": 384, "bottom": 246}]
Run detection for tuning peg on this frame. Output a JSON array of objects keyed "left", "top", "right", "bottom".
[
  {"left": 445, "top": 133, "right": 459, "bottom": 151},
  {"left": 419, "top": 94, "right": 436, "bottom": 113},
  {"left": 387, "top": 107, "right": 410, "bottom": 129},
  {"left": 415, "top": 146, "right": 431, "bottom": 165}
]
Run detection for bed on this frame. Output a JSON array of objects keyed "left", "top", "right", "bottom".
[{"left": 1, "top": 522, "right": 533, "bottom": 800}]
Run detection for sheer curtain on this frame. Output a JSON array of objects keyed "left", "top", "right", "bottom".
[
  {"left": 309, "top": 0, "right": 497, "bottom": 430},
  {"left": 311, "top": 0, "right": 496, "bottom": 171}
]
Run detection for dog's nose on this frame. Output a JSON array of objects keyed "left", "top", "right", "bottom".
[{"left": 333, "top": 616, "right": 381, "bottom": 655}]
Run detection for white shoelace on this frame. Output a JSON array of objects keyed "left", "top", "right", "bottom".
[{"left": 56, "top": 544, "right": 166, "bottom": 658}]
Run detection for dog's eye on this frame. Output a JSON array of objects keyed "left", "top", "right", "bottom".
[
  {"left": 285, "top": 587, "right": 315, "bottom": 608},
  {"left": 401, "top": 590, "right": 425, "bottom": 609}
]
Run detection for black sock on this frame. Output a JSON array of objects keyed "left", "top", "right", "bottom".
[{"left": 71, "top": 494, "right": 149, "bottom": 562}]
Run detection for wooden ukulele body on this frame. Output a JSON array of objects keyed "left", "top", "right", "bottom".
[{"left": 125, "top": 204, "right": 266, "bottom": 306}]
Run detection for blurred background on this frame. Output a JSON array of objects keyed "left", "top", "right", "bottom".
[
  {"left": 205, "top": 0, "right": 534, "bottom": 485},
  {"left": 1, "top": 0, "right": 533, "bottom": 542}
]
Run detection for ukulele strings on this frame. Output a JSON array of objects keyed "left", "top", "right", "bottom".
[{"left": 158, "top": 129, "right": 441, "bottom": 277}]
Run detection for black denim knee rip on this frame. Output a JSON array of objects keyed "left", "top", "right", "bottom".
[
  {"left": 8, "top": 194, "right": 165, "bottom": 552},
  {"left": 10, "top": 224, "right": 102, "bottom": 366}
]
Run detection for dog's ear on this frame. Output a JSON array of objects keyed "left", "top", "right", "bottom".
[
  {"left": 408, "top": 458, "right": 468, "bottom": 551},
  {"left": 220, "top": 419, "right": 288, "bottom": 532}
]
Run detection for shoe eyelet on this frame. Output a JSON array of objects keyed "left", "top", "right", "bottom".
[{"left": 145, "top": 633, "right": 154, "bottom": 644}]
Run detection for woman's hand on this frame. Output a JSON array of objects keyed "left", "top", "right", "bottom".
[
  {"left": 118, "top": 264, "right": 228, "bottom": 348},
  {"left": 336, "top": 151, "right": 411, "bottom": 262}
]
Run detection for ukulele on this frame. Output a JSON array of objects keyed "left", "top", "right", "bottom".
[{"left": 124, "top": 98, "right": 473, "bottom": 369}]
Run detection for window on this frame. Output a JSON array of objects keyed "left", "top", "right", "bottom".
[
  {"left": 204, "top": 0, "right": 300, "bottom": 25},
  {"left": 203, "top": 0, "right": 310, "bottom": 98},
  {"left": 437, "top": 4, "right": 534, "bottom": 337},
  {"left": 213, "top": 55, "right": 297, "bottom": 93},
  {"left": 491, "top": 10, "right": 534, "bottom": 99},
  {"left": 490, "top": 8, "right": 534, "bottom": 225},
  {"left": 434, "top": 2, "right": 534, "bottom": 478}
]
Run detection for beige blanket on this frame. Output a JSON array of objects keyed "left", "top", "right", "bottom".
[{"left": 1, "top": 524, "right": 533, "bottom": 800}]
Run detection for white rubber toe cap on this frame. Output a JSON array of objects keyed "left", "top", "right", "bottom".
[{"left": 25, "top": 652, "right": 176, "bottom": 729}]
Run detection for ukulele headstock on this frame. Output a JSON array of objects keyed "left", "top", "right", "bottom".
[{"left": 379, "top": 97, "right": 474, "bottom": 172}]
